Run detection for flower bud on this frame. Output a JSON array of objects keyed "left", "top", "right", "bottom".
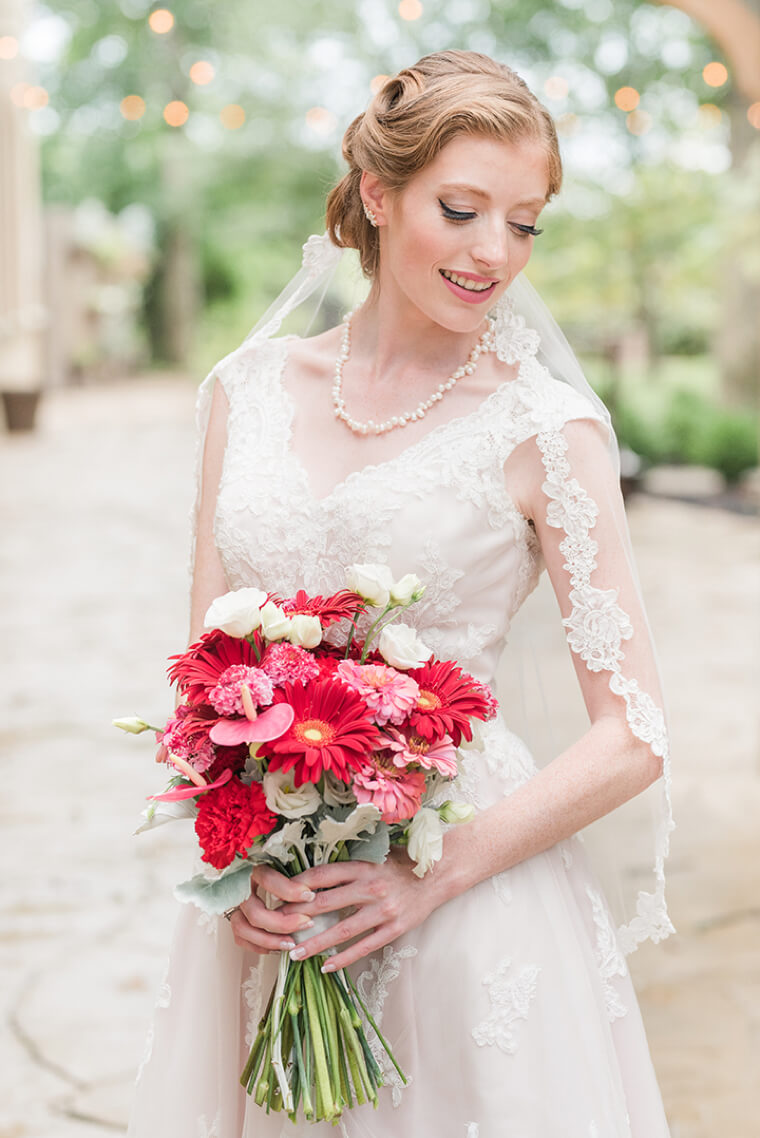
[
  {"left": 438, "top": 800, "right": 475, "bottom": 825},
  {"left": 389, "top": 573, "right": 424, "bottom": 606},
  {"left": 113, "top": 716, "right": 153, "bottom": 734},
  {"left": 345, "top": 563, "right": 394, "bottom": 608}
]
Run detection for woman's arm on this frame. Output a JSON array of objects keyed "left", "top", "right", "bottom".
[{"left": 189, "top": 377, "right": 231, "bottom": 645}]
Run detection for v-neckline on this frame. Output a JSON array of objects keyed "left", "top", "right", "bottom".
[{"left": 273, "top": 332, "right": 528, "bottom": 507}]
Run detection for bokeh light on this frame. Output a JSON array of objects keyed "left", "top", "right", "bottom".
[
  {"left": 615, "top": 86, "right": 640, "bottom": 112},
  {"left": 698, "top": 103, "right": 722, "bottom": 129},
  {"left": 189, "top": 60, "right": 214, "bottom": 85},
  {"left": 163, "top": 99, "right": 188, "bottom": 127},
  {"left": 748, "top": 102, "right": 760, "bottom": 130},
  {"left": 305, "top": 106, "right": 336, "bottom": 135},
  {"left": 220, "top": 104, "right": 245, "bottom": 130},
  {"left": 20, "top": 85, "right": 49, "bottom": 109},
  {"left": 544, "top": 76, "right": 569, "bottom": 100},
  {"left": 0, "top": 34, "right": 19, "bottom": 59},
  {"left": 626, "top": 109, "right": 652, "bottom": 136},
  {"left": 370, "top": 74, "right": 390, "bottom": 95},
  {"left": 398, "top": 0, "right": 423, "bottom": 20},
  {"left": 556, "top": 112, "right": 580, "bottom": 137},
  {"left": 702, "top": 61, "right": 728, "bottom": 88},
  {"left": 10, "top": 82, "right": 29, "bottom": 107},
  {"left": 121, "top": 95, "right": 146, "bottom": 121},
  {"left": 148, "top": 8, "right": 174, "bottom": 34}
]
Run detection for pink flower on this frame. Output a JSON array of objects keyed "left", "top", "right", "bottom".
[
  {"left": 352, "top": 754, "right": 426, "bottom": 823},
  {"left": 160, "top": 705, "right": 216, "bottom": 773},
  {"left": 208, "top": 664, "right": 274, "bottom": 716},
  {"left": 336, "top": 659, "right": 420, "bottom": 726},
  {"left": 262, "top": 642, "right": 320, "bottom": 687},
  {"left": 385, "top": 727, "right": 459, "bottom": 777}
]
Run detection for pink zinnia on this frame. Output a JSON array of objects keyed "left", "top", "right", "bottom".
[
  {"left": 353, "top": 754, "right": 426, "bottom": 824},
  {"left": 208, "top": 664, "right": 274, "bottom": 716},
  {"left": 385, "top": 727, "right": 459, "bottom": 777},
  {"left": 336, "top": 660, "right": 420, "bottom": 726},
  {"left": 262, "top": 642, "right": 320, "bottom": 687}
]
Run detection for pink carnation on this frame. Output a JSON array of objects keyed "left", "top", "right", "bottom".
[
  {"left": 336, "top": 660, "right": 420, "bottom": 726},
  {"left": 208, "top": 664, "right": 274, "bottom": 716},
  {"left": 262, "top": 642, "right": 320, "bottom": 687},
  {"left": 160, "top": 705, "right": 216, "bottom": 774},
  {"left": 469, "top": 679, "right": 499, "bottom": 721},
  {"left": 385, "top": 727, "right": 459, "bottom": 777},
  {"left": 353, "top": 754, "right": 426, "bottom": 824}
]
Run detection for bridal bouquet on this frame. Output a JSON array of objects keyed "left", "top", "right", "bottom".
[{"left": 115, "top": 564, "right": 496, "bottom": 1123}]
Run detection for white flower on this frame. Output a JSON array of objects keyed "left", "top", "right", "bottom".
[
  {"left": 438, "top": 801, "right": 475, "bottom": 825},
  {"left": 261, "top": 820, "right": 308, "bottom": 865},
  {"left": 390, "top": 573, "right": 424, "bottom": 605},
  {"left": 113, "top": 716, "right": 153, "bottom": 735},
  {"left": 322, "top": 770, "right": 358, "bottom": 807},
  {"left": 345, "top": 563, "right": 395, "bottom": 608},
  {"left": 204, "top": 588, "right": 268, "bottom": 638},
  {"left": 378, "top": 623, "right": 433, "bottom": 670},
  {"left": 259, "top": 600, "right": 293, "bottom": 641},
  {"left": 407, "top": 807, "right": 444, "bottom": 877},
  {"left": 287, "top": 613, "right": 323, "bottom": 649},
  {"left": 263, "top": 770, "right": 322, "bottom": 819},
  {"left": 135, "top": 798, "right": 196, "bottom": 833}
]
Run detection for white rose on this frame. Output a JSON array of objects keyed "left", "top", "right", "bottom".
[
  {"left": 378, "top": 623, "right": 433, "bottom": 670},
  {"left": 204, "top": 588, "right": 268, "bottom": 638},
  {"left": 263, "top": 770, "right": 322, "bottom": 819},
  {"left": 407, "top": 807, "right": 444, "bottom": 878},
  {"left": 287, "top": 613, "right": 323, "bottom": 649},
  {"left": 390, "top": 573, "right": 424, "bottom": 605},
  {"left": 259, "top": 600, "right": 293, "bottom": 641},
  {"left": 345, "top": 563, "right": 395, "bottom": 608}
]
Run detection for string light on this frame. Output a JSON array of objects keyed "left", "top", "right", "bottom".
[
  {"left": 544, "top": 76, "right": 569, "bottom": 100},
  {"left": 149, "top": 8, "right": 174, "bottom": 34},
  {"left": 121, "top": 95, "right": 146, "bottom": 121},
  {"left": 702, "top": 61, "right": 728, "bottom": 88},
  {"left": 698, "top": 103, "right": 722, "bottom": 129},
  {"left": 614, "top": 86, "right": 640, "bottom": 112},
  {"left": 163, "top": 100, "right": 188, "bottom": 126},
  {"left": 398, "top": 0, "right": 423, "bottom": 20},
  {"left": 220, "top": 104, "right": 245, "bottom": 129},
  {"left": 626, "top": 109, "right": 652, "bottom": 136},
  {"left": 189, "top": 61, "right": 214, "bottom": 85},
  {"left": 748, "top": 102, "right": 760, "bottom": 130},
  {"left": 0, "top": 34, "right": 18, "bottom": 59},
  {"left": 370, "top": 74, "right": 390, "bottom": 94}
]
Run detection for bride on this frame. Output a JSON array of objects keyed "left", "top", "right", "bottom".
[{"left": 129, "top": 49, "right": 674, "bottom": 1138}]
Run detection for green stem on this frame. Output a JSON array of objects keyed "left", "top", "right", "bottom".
[
  {"left": 303, "top": 959, "right": 336, "bottom": 1119},
  {"left": 343, "top": 607, "right": 363, "bottom": 658},
  {"left": 343, "top": 969, "right": 407, "bottom": 1086},
  {"left": 358, "top": 602, "right": 395, "bottom": 663}
]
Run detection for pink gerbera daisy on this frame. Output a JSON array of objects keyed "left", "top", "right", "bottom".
[
  {"left": 385, "top": 727, "right": 459, "bottom": 777},
  {"left": 336, "top": 660, "right": 420, "bottom": 726},
  {"left": 353, "top": 754, "right": 426, "bottom": 824}
]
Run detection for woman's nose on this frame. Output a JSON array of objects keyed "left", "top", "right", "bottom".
[{"left": 471, "top": 226, "right": 508, "bottom": 273}]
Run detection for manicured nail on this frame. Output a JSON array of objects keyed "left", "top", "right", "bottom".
[
  {"left": 280, "top": 940, "right": 296, "bottom": 951},
  {"left": 297, "top": 916, "right": 314, "bottom": 930},
  {"left": 301, "top": 890, "right": 316, "bottom": 901},
  {"left": 290, "top": 946, "right": 306, "bottom": 961},
  {"left": 321, "top": 961, "right": 336, "bottom": 973}
]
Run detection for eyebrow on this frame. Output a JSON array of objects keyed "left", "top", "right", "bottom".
[{"left": 438, "top": 183, "right": 546, "bottom": 208}]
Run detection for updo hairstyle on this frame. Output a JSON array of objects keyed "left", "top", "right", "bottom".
[{"left": 325, "top": 49, "right": 562, "bottom": 279}]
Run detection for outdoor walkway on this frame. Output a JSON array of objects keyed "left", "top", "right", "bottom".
[{"left": 1, "top": 377, "right": 757, "bottom": 1137}]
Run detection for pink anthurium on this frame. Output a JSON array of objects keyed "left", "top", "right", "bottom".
[
  {"left": 209, "top": 703, "right": 295, "bottom": 747},
  {"left": 149, "top": 766, "right": 234, "bottom": 803}
]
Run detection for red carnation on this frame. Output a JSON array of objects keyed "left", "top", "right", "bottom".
[
  {"left": 194, "top": 777, "right": 276, "bottom": 870},
  {"left": 407, "top": 659, "right": 492, "bottom": 746},
  {"left": 276, "top": 588, "right": 366, "bottom": 629},
  {"left": 167, "top": 629, "right": 264, "bottom": 705},
  {"left": 262, "top": 679, "right": 380, "bottom": 786}
]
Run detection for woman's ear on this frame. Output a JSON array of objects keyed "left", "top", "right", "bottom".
[{"left": 360, "top": 171, "right": 390, "bottom": 226}]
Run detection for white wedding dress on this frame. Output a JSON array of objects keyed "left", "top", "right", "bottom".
[{"left": 128, "top": 308, "right": 673, "bottom": 1138}]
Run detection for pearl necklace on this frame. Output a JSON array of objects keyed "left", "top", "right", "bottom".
[{"left": 331, "top": 307, "right": 496, "bottom": 436}]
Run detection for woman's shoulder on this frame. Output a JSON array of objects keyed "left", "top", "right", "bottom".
[{"left": 517, "top": 356, "right": 610, "bottom": 436}]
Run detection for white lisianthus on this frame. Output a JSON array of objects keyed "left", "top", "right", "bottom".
[
  {"left": 113, "top": 716, "right": 154, "bottom": 735},
  {"left": 259, "top": 600, "right": 293, "bottom": 641},
  {"left": 287, "top": 613, "right": 323, "bottom": 649},
  {"left": 263, "top": 770, "right": 322, "bottom": 818},
  {"left": 390, "top": 573, "right": 424, "bottom": 605},
  {"left": 345, "top": 563, "right": 395, "bottom": 608},
  {"left": 322, "top": 770, "right": 357, "bottom": 807},
  {"left": 378, "top": 623, "right": 433, "bottom": 670},
  {"left": 204, "top": 587, "right": 268, "bottom": 637},
  {"left": 438, "top": 800, "right": 475, "bottom": 825},
  {"left": 407, "top": 807, "right": 444, "bottom": 878}
]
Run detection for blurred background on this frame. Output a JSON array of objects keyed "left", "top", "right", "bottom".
[{"left": 0, "top": 2, "right": 758, "bottom": 1136}]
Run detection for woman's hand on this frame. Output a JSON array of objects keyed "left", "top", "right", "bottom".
[
  {"left": 228, "top": 866, "right": 318, "bottom": 955},
  {"left": 276, "top": 848, "right": 450, "bottom": 972}
]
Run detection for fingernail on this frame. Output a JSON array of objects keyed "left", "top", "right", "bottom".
[
  {"left": 290, "top": 946, "right": 306, "bottom": 961},
  {"left": 297, "top": 916, "right": 314, "bottom": 930},
  {"left": 301, "top": 890, "right": 316, "bottom": 901},
  {"left": 321, "top": 961, "right": 336, "bottom": 973},
  {"left": 280, "top": 940, "right": 296, "bottom": 951}
]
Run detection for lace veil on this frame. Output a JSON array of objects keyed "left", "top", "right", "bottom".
[{"left": 198, "top": 229, "right": 674, "bottom": 955}]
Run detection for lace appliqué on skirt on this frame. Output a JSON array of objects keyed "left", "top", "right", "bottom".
[
  {"left": 355, "top": 943, "right": 417, "bottom": 1107},
  {"left": 472, "top": 956, "right": 541, "bottom": 1054}
]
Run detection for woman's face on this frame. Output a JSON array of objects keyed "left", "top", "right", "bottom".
[{"left": 365, "top": 133, "right": 550, "bottom": 332}]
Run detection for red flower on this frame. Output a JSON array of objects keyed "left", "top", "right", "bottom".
[
  {"left": 263, "top": 679, "right": 381, "bottom": 785},
  {"left": 194, "top": 777, "right": 276, "bottom": 870},
  {"left": 406, "top": 659, "right": 492, "bottom": 746},
  {"left": 276, "top": 589, "right": 366, "bottom": 629},
  {"left": 167, "top": 629, "right": 264, "bottom": 705}
]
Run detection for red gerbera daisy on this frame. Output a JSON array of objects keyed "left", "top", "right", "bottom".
[
  {"left": 262, "top": 679, "right": 380, "bottom": 785},
  {"left": 167, "top": 629, "right": 264, "bottom": 705},
  {"left": 275, "top": 589, "right": 366, "bottom": 629},
  {"left": 406, "top": 659, "right": 493, "bottom": 746},
  {"left": 195, "top": 776, "right": 277, "bottom": 870}
]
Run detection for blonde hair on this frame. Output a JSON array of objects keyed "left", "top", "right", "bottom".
[{"left": 325, "top": 49, "right": 562, "bottom": 279}]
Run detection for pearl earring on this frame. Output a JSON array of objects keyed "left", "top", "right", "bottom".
[{"left": 362, "top": 202, "right": 378, "bottom": 227}]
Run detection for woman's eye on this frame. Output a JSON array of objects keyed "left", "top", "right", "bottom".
[
  {"left": 438, "top": 198, "right": 476, "bottom": 222},
  {"left": 510, "top": 222, "right": 544, "bottom": 238}
]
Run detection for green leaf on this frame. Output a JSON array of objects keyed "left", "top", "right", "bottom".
[
  {"left": 347, "top": 824, "right": 390, "bottom": 864},
  {"left": 173, "top": 860, "right": 254, "bottom": 915}
]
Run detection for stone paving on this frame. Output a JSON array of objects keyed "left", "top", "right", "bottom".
[{"left": 1, "top": 377, "right": 758, "bottom": 1138}]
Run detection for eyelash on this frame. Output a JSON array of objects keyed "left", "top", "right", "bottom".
[{"left": 438, "top": 198, "right": 544, "bottom": 237}]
